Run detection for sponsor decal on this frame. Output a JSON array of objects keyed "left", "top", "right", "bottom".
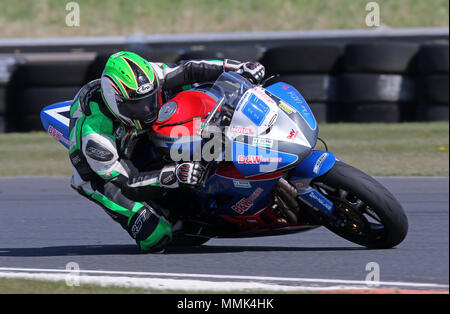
[
  {"left": 252, "top": 137, "right": 273, "bottom": 148},
  {"left": 287, "top": 90, "right": 304, "bottom": 105},
  {"left": 136, "top": 83, "right": 153, "bottom": 95},
  {"left": 231, "top": 187, "right": 264, "bottom": 214},
  {"left": 160, "top": 167, "right": 177, "bottom": 186},
  {"left": 131, "top": 208, "right": 150, "bottom": 238},
  {"left": 279, "top": 102, "right": 296, "bottom": 115},
  {"left": 85, "top": 140, "right": 114, "bottom": 162},
  {"left": 238, "top": 155, "right": 262, "bottom": 164},
  {"left": 308, "top": 190, "right": 333, "bottom": 214},
  {"left": 253, "top": 87, "right": 274, "bottom": 105},
  {"left": 287, "top": 129, "right": 297, "bottom": 140},
  {"left": 313, "top": 153, "right": 329, "bottom": 174},
  {"left": 233, "top": 180, "right": 252, "bottom": 189},
  {"left": 229, "top": 126, "right": 253, "bottom": 135},
  {"left": 48, "top": 125, "right": 69, "bottom": 145},
  {"left": 237, "top": 155, "right": 282, "bottom": 164},
  {"left": 282, "top": 85, "right": 290, "bottom": 90}
]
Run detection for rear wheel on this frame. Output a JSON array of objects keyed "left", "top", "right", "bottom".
[{"left": 311, "top": 162, "right": 408, "bottom": 248}]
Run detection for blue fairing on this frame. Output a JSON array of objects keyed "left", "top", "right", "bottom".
[
  {"left": 232, "top": 141, "right": 299, "bottom": 177},
  {"left": 266, "top": 82, "right": 317, "bottom": 131},
  {"left": 289, "top": 150, "right": 336, "bottom": 180},
  {"left": 197, "top": 173, "right": 279, "bottom": 216},
  {"left": 40, "top": 101, "right": 71, "bottom": 149}
]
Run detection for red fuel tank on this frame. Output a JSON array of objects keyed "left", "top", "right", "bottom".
[{"left": 152, "top": 90, "right": 217, "bottom": 137}]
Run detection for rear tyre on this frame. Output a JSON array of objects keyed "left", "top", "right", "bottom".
[{"left": 312, "top": 162, "right": 408, "bottom": 249}]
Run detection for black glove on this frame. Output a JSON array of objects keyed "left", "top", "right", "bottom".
[
  {"left": 159, "top": 162, "right": 205, "bottom": 188},
  {"left": 224, "top": 59, "right": 265, "bottom": 84}
]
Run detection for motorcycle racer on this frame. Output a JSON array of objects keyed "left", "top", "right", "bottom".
[{"left": 68, "top": 51, "right": 265, "bottom": 252}]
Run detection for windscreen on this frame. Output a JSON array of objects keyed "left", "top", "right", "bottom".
[{"left": 209, "top": 72, "right": 253, "bottom": 108}]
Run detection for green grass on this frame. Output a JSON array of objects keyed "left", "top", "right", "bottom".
[
  {"left": 317, "top": 122, "right": 449, "bottom": 176},
  {"left": 0, "top": 277, "right": 154, "bottom": 294},
  {"left": 0, "top": 122, "right": 448, "bottom": 177},
  {"left": 0, "top": 0, "right": 448, "bottom": 38},
  {"left": 0, "top": 132, "right": 71, "bottom": 177}
]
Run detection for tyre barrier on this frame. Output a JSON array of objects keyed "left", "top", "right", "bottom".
[
  {"left": 1, "top": 57, "right": 25, "bottom": 133},
  {"left": 343, "top": 42, "right": 420, "bottom": 74},
  {"left": 4, "top": 54, "right": 93, "bottom": 132},
  {"left": 260, "top": 43, "right": 345, "bottom": 75},
  {"left": 416, "top": 42, "right": 449, "bottom": 121},
  {"left": 1, "top": 39, "right": 448, "bottom": 132}
]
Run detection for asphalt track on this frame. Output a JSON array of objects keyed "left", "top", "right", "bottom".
[{"left": 0, "top": 176, "right": 448, "bottom": 291}]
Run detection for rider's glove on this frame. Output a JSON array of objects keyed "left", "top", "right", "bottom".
[
  {"left": 159, "top": 165, "right": 179, "bottom": 189},
  {"left": 159, "top": 162, "right": 205, "bottom": 188},
  {"left": 224, "top": 59, "right": 265, "bottom": 84},
  {"left": 176, "top": 162, "right": 205, "bottom": 186}
]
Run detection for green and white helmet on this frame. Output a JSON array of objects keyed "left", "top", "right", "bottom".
[{"left": 101, "top": 51, "right": 161, "bottom": 130}]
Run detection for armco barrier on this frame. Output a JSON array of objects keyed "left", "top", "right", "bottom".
[{"left": 0, "top": 27, "right": 448, "bottom": 132}]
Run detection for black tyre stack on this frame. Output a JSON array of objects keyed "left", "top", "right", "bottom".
[
  {"left": 0, "top": 57, "right": 24, "bottom": 133},
  {"left": 7, "top": 55, "right": 94, "bottom": 132},
  {"left": 336, "top": 42, "right": 419, "bottom": 122},
  {"left": 416, "top": 43, "right": 449, "bottom": 121},
  {"left": 0, "top": 60, "right": 8, "bottom": 133},
  {"left": 260, "top": 44, "right": 344, "bottom": 122}
]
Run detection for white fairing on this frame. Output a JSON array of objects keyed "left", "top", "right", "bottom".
[{"left": 225, "top": 87, "right": 311, "bottom": 148}]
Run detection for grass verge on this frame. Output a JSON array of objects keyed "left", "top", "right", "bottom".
[
  {"left": 0, "top": 122, "right": 448, "bottom": 177},
  {"left": 0, "top": 0, "right": 448, "bottom": 38}
]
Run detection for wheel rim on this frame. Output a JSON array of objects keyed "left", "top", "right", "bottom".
[{"left": 312, "top": 182, "right": 386, "bottom": 243}]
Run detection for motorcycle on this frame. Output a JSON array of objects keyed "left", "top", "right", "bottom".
[{"left": 41, "top": 71, "right": 408, "bottom": 249}]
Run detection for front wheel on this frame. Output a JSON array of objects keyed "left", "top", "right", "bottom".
[{"left": 311, "top": 162, "right": 408, "bottom": 249}]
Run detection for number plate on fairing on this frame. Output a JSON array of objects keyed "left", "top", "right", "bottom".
[
  {"left": 241, "top": 94, "right": 270, "bottom": 126},
  {"left": 226, "top": 88, "right": 278, "bottom": 141}
]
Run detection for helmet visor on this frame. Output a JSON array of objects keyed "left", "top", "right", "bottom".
[{"left": 115, "top": 89, "right": 159, "bottom": 129}]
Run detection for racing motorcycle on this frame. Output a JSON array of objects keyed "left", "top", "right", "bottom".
[{"left": 41, "top": 72, "right": 408, "bottom": 249}]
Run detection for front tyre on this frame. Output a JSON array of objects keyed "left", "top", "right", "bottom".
[{"left": 312, "top": 162, "right": 408, "bottom": 249}]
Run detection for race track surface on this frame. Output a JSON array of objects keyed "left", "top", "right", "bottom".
[{"left": 0, "top": 176, "right": 448, "bottom": 290}]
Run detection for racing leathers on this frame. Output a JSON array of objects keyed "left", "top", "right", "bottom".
[{"left": 69, "top": 59, "right": 265, "bottom": 252}]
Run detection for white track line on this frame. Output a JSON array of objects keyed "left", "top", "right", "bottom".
[{"left": 0, "top": 267, "right": 447, "bottom": 291}]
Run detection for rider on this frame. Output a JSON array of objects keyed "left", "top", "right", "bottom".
[{"left": 69, "top": 51, "right": 265, "bottom": 252}]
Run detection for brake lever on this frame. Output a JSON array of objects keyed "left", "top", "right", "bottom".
[{"left": 260, "top": 74, "right": 280, "bottom": 87}]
